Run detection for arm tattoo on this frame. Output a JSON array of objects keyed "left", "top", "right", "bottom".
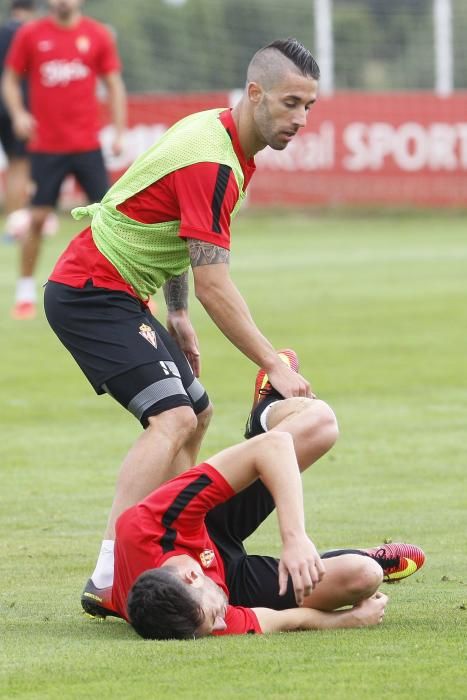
[
  {"left": 163, "top": 271, "right": 189, "bottom": 311},
  {"left": 187, "top": 238, "right": 230, "bottom": 267}
]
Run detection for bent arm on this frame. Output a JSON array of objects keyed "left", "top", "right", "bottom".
[
  {"left": 208, "top": 430, "right": 323, "bottom": 601},
  {"left": 253, "top": 592, "right": 388, "bottom": 633}
]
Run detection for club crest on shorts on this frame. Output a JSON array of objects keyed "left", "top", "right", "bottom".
[
  {"left": 138, "top": 323, "right": 157, "bottom": 348},
  {"left": 199, "top": 549, "right": 215, "bottom": 568}
]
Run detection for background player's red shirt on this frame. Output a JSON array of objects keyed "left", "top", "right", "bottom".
[
  {"left": 6, "top": 16, "right": 121, "bottom": 152},
  {"left": 49, "top": 110, "right": 255, "bottom": 299},
  {"left": 112, "top": 463, "right": 262, "bottom": 636}
]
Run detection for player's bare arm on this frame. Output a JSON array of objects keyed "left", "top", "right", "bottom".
[
  {"left": 1, "top": 67, "right": 35, "bottom": 140},
  {"left": 163, "top": 271, "right": 200, "bottom": 376},
  {"left": 101, "top": 71, "right": 127, "bottom": 156},
  {"left": 187, "top": 239, "right": 230, "bottom": 266},
  {"left": 253, "top": 592, "right": 388, "bottom": 633},
  {"left": 187, "top": 238, "right": 311, "bottom": 399}
]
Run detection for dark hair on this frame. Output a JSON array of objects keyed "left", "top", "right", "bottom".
[
  {"left": 128, "top": 568, "right": 204, "bottom": 640},
  {"left": 262, "top": 38, "right": 320, "bottom": 81},
  {"left": 10, "top": 0, "right": 35, "bottom": 10}
]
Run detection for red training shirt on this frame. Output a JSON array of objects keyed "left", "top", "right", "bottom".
[
  {"left": 6, "top": 16, "right": 121, "bottom": 152},
  {"left": 113, "top": 463, "right": 262, "bottom": 636},
  {"left": 49, "top": 109, "right": 256, "bottom": 300}
]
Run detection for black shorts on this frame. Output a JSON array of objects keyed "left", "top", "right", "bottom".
[
  {"left": 206, "top": 485, "right": 363, "bottom": 610},
  {"left": 30, "top": 149, "right": 109, "bottom": 207},
  {"left": 0, "top": 114, "right": 28, "bottom": 158},
  {"left": 205, "top": 480, "right": 299, "bottom": 609},
  {"left": 44, "top": 281, "right": 210, "bottom": 427}
]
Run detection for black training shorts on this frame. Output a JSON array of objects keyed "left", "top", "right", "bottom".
[
  {"left": 205, "top": 480, "right": 299, "bottom": 610},
  {"left": 30, "top": 149, "right": 108, "bottom": 208},
  {"left": 206, "top": 482, "right": 360, "bottom": 610},
  {"left": 44, "top": 280, "right": 209, "bottom": 426},
  {"left": 0, "top": 114, "right": 28, "bottom": 158}
]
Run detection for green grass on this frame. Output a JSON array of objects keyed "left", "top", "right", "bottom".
[{"left": 0, "top": 211, "right": 466, "bottom": 699}]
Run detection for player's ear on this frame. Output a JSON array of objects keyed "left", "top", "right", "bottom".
[
  {"left": 212, "top": 616, "right": 227, "bottom": 632},
  {"left": 247, "top": 81, "right": 263, "bottom": 104},
  {"left": 184, "top": 569, "right": 203, "bottom": 587}
]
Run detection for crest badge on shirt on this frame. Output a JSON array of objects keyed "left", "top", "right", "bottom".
[
  {"left": 200, "top": 549, "right": 215, "bottom": 568},
  {"left": 138, "top": 323, "right": 157, "bottom": 348},
  {"left": 38, "top": 40, "right": 53, "bottom": 52},
  {"left": 76, "top": 35, "right": 91, "bottom": 53}
]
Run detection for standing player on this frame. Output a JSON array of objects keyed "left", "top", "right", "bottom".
[
  {"left": 2, "top": 0, "right": 126, "bottom": 319},
  {"left": 0, "top": 0, "right": 35, "bottom": 221},
  {"left": 43, "top": 38, "right": 319, "bottom": 607}
]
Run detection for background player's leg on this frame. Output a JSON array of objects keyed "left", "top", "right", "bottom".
[
  {"left": 13, "top": 154, "right": 66, "bottom": 319},
  {"left": 4, "top": 156, "right": 30, "bottom": 214}
]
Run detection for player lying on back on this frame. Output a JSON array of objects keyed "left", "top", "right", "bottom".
[{"left": 87, "top": 350, "right": 425, "bottom": 638}]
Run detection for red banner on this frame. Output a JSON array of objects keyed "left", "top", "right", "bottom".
[{"left": 2, "top": 91, "right": 467, "bottom": 207}]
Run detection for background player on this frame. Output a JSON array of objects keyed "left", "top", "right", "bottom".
[
  {"left": 0, "top": 0, "right": 35, "bottom": 223},
  {"left": 2, "top": 0, "right": 126, "bottom": 319}
]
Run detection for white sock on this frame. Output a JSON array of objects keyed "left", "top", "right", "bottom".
[
  {"left": 91, "top": 540, "right": 115, "bottom": 589},
  {"left": 260, "top": 401, "right": 280, "bottom": 432},
  {"left": 16, "top": 277, "right": 37, "bottom": 304}
]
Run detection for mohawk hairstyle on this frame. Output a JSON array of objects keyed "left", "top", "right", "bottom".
[{"left": 260, "top": 38, "right": 320, "bottom": 81}]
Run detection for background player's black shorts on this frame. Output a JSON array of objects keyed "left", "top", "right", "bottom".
[
  {"left": 44, "top": 280, "right": 209, "bottom": 427},
  {"left": 0, "top": 114, "right": 28, "bottom": 158},
  {"left": 31, "top": 149, "right": 109, "bottom": 207}
]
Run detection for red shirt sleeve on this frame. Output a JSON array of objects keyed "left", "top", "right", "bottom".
[
  {"left": 213, "top": 605, "right": 262, "bottom": 636},
  {"left": 94, "top": 23, "right": 121, "bottom": 75},
  {"left": 175, "top": 162, "right": 238, "bottom": 250},
  {"left": 117, "top": 162, "right": 238, "bottom": 250},
  {"left": 5, "top": 22, "right": 32, "bottom": 75}
]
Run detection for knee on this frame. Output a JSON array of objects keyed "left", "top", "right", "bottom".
[
  {"left": 196, "top": 401, "right": 213, "bottom": 433},
  {"left": 347, "top": 556, "right": 383, "bottom": 599},
  {"left": 147, "top": 405, "right": 198, "bottom": 443},
  {"left": 308, "top": 399, "right": 339, "bottom": 451}
]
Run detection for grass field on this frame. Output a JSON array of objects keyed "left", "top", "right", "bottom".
[{"left": 0, "top": 210, "right": 466, "bottom": 700}]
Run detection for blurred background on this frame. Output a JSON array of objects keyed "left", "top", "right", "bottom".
[{"left": 1, "top": 0, "right": 466, "bottom": 209}]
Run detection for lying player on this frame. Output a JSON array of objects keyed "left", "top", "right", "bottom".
[{"left": 84, "top": 350, "right": 425, "bottom": 638}]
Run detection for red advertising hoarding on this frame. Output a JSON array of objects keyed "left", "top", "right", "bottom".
[{"left": 2, "top": 91, "right": 467, "bottom": 207}]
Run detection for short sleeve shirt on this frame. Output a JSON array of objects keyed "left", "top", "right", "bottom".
[
  {"left": 6, "top": 16, "right": 121, "bottom": 151},
  {"left": 112, "top": 463, "right": 262, "bottom": 635},
  {"left": 48, "top": 110, "right": 256, "bottom": 299}
]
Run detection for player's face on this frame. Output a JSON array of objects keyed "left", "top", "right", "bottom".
[
  {"left": 195, "top": 575, "right": 228, "bottom": 637},
  {"left": 251, "top": 71, "right": 318, "bottom": 151},
  {"left": 48, "top": 0, "right": 83, "bottom": 20}
]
